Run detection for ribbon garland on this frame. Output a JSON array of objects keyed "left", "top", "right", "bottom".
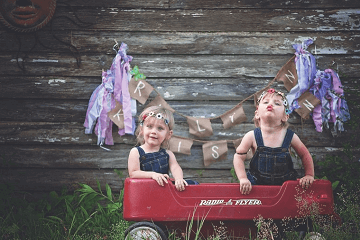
[
  {"left": 84, "top": 39, "right": 350, "bottom": 166},
  {"left": 84, "top": 42, "right": 136, "bottom": 146}
]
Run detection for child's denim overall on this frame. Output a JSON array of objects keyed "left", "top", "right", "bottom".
[
  {"left": 137, "top": 147, "right": 169, "bottom": 174},
  {"left": 136, "top": 146, "right": 199, "bottom": 185},
  {"left": 247, "top": 128, "right": 298, "bottom": 185}
]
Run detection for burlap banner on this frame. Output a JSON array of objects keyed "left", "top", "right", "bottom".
[
  {"left": 129, "top": 78, "right": 154, "bottom": 104},
  {"left": 169, "top": 136, "right": 193, "bottom": 155},
  {"left": 202, "top": 140, "right": 228, "bottom": 167},
  {"left": 146, "top": 95, "right": 175, "bottom": 113},
  {"left": 220, "top": 104, "right": 247, "bottom": 129},
  {"left": 187, "top": 117, "right": 213, "bottom": 138},
  {"left": 276, "top": 55, "right": 298, "bottom": 91},
  {"left": 108, "top": 100, "right": 124, "bottom": 129},
  {"left": 295, "top": 92, "right": 321, "bottom": 119},
  {"left": 125, "top": 54, "right": 320, "bottom": 167}
]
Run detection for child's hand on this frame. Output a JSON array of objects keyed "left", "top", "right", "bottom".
[
  {"left": 151, "top": 173, "right": 169, "bottom": 186},
  {"left": 299, "top": 175, "right": 314, "bottom": 189},
  {"left": 239, "top": 178, "right": 252, "bottom": 195},
  {"left": 174, "top": 179, "right": 188, "bottom": 191}
]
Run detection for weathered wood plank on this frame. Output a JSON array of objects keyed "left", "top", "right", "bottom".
[
  {"left": 0, "top": 145, "right": 353, "bottom": 170},
  {"left": 0, "top": 76, "right": 282, "bottom": 100},
  {"left": 0, "top": 168, "right": 238, "bottom": 192},
  {"left": 0, "top": 76, "right": 100, "bottom": 99},
  {"left": 0, "top": 168, "right": 127, "bottom": 192},
  {"left": 2, "top": 155, "right": 354, "bottom": 192},
  {"left": 168, "top": 0, "right": 360, "bottom": 9},
  {"left": 1, "top": 31, "right": 359, "bottom": 55},
  {"left": 0, "top": 167, "right": 321, "bottom": 192},
  {"left": 0, "top": 100, "right": 265, "bottom": 123},
  {"left": 0, "top": 121, "right": 354, "bottom": 147},
  {"left": 51, "top": 0, "right": 360, "bottom": 9},
  {"left": 1, "top": 76, "right": 358, "bottom": 102},
  {"left": 0, "top": 99, "right": 87, "bottom": 122},
  {"left": 1, "top": 54, "right": 359, "bottom": 77},
  {"left": 2, "top": 7, "right": 351, "bottom": 33},
  {"left": 44, "top": 8, "right": 360, "bottom": 32},
  {"left": 57, "top": 0, "right": 169, "bottom": 8}
]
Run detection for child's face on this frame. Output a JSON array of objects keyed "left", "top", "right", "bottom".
[
  {"left": 141, "top": 117, "right": 171, "bottom": 147},
  {"left": 256, "top": 93, "right": 288, "bottom": 123}
]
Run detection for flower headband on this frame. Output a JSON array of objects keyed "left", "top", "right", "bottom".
[
  {"left": 140, "top": 111, "right": 170, "bottom": 126},
  {"left": 257, "top": 88, "right": 291, "bottom": 115}
]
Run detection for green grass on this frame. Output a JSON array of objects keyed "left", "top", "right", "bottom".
[{"left": 0, "top": 176, "right": 131, "bottom": 240}]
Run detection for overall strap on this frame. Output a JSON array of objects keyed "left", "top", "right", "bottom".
[
  {"left": 136, "top": 146, "right": 146, "bottom": 161},
  {"left": 254, "top": 128, "right": 264, "bottom": 147},
  {"left": 281, "top": 129, "right": 294, "bottom": 149}
]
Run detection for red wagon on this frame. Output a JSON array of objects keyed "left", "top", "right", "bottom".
[{"left": 123, "top": 178, "right": 340, "bottom": 239}]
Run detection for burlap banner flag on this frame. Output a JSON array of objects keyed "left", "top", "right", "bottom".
[
  {"left": 146, "top": 95, "right": 175, "bottom": 113},
  {"left": 169, "top": 136, "right": 193, "bottom": 155},
  {"left": 202, "top": 140, "right": 228, "bottom": 167},
  {"left": 129, "top": 78, "right": 154, "bottom": 104},
  {"left": 221, "top": 104, "right": 247, "bottom": 129},
  {"left": 187, "top": 117, "right": 213, "bottom": 138},
  {"left": 276, "top": 56, "right": 298, "bottom": 91},
  {"left": 108, "top": 100, "right": 124, "bottom": 129},
  {"left": 295, "top": 91, "right": 321, "bottom": 119}
]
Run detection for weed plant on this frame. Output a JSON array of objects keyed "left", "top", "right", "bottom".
[{"left": 0, "top": 170, "right": 131, "bottom": 240}]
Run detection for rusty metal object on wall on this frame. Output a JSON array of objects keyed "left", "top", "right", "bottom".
[{"left": 0, "top": 0, "right": 56, "bottom": 32}]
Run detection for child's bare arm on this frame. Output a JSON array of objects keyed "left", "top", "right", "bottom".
[
  {"left": 233, "top": 131, "right": 254, "bottom": 195},
  {"left": 168, "top": 150, "right": 188, "bottom": 191},
  {"left": 291, "top": 134, "right": 314, "bottom": 189},
  {"left": 128, "top": 148, "right": 169, "bottom": 186}
]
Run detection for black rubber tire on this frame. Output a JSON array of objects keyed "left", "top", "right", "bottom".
[{"left": 124, "top": 221, "right": 168, "bottom": 240}]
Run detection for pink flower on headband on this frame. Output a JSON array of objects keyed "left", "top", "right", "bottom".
[
  {"left": 142, "top": 115, "right": 147, "bottom": 121},
  {"left": 267, "top": 88, "right": 275, "bottom": 93}
]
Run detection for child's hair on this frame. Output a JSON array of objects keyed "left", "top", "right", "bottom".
[
  {"left": 135, "top": 105, "right": 175, "bottom": 148},
  {"left": 253, "top": 88, "right": 290, "bottom": 128}
]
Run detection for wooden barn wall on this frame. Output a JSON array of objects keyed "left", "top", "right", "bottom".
[{"left": 0, "top": 0, "right": 359, "bottom": 193}]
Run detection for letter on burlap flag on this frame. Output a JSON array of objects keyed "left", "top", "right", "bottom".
[
  {"left": 146, "top": 95, "right": 175, "bottom": 112},
  {"left": 169, "top": 136, "right": 193, "bottom": 155},
  {"left": 187, "top": 117, "right": 213, "bottom": 138},
  {"left": 108, "top": 100, "right": 124, "bottom": 129},
  {"left": 129, "top": 78, "right": 154, "bottom": 104},
  {"left": 276, "top": 56, "right": 298, "bottom": 91},
  {"left": 202, "top": 140, "right": 228, "bottom": 167},
  {"left": 295, "top": 92, "right": 321, "bottom": 119},
  {"left": 221, "top": 104, "right": 247, "bottom": 129}
]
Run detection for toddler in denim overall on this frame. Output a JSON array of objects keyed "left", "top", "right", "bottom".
[
  {"left": 128, "top": 106, "right": 197, "bottom": 191},
  {"left": 247, "top": 128, "right": 297, "bottom": 185},
  {"left": 233, "top": 88, "right": 315, "bottom": 195}
]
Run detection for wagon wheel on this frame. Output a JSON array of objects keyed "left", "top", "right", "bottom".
[
  {"left": 124, "top": 221, "right": 168, "bottom": 240},
  {"left": 304, "top": 232, "right": 326, "bottom": 240}
]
